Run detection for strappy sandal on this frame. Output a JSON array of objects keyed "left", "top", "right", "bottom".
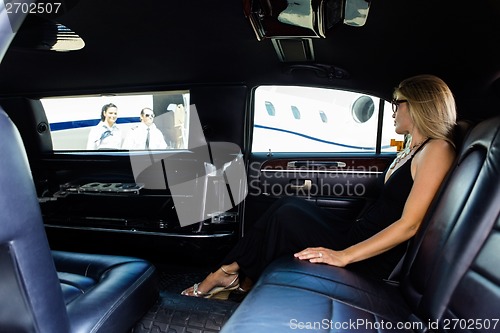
[{"left": 181, "top": 266, "right": 239, "bottom": 300}]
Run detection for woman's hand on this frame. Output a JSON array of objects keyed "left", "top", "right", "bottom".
[{"left": 294, "top": 247, "right": 350, "bottom": 267}]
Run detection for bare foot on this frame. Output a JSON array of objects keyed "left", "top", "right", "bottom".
[{"left": 181, "top": 266, "right": 239, "bottom": 297}]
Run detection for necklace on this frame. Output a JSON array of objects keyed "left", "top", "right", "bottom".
[{"left": 389, "top": 138, "right": 428, "bottom": 169}]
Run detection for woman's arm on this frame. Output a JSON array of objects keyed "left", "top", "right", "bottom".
[
  {"left": 295, "top": 139, "right": 456, "bottom": 266},
  {"left": 86, "top": 125, "right": 100, "bottom": 150}
]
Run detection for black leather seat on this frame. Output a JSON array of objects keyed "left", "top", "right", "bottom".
[
  {"left": 221, "top": 116, "right": 500, "bottom": 332},
  {"left": 0, "top": 109, "right": 159, "bottom": 332}
]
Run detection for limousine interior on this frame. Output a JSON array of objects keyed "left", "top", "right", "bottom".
[{"left": 1, "top": 1, "right": 499, "bottom": 332}]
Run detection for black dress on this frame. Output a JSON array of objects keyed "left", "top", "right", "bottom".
[{"left": 222, "top": 142, "right": 429, "bottom": 281}]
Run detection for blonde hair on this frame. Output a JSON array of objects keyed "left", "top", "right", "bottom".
[{"left": 394, "top": 74, "right": 457, "bottom": 147}]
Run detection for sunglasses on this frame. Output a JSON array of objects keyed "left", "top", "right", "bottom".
[
  {"left": 391, "top": 99, "right": 408, "bottom": 113},
  {"left": 144, "top": 114, "right": 155, "bottom": 118}
]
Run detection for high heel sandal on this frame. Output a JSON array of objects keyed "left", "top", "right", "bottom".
[{"left": 181, "top": 266, "right": 239, "bottom": 300}]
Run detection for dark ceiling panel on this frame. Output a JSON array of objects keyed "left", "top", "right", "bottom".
[{"left": 0, "top": 0, "right": 498, "bottom": 103}]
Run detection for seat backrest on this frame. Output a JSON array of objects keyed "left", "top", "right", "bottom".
[
  {"left": 387, "top": 119, "right": 474, "bottom": 281},
  {"left": 400, "top": 116, "right": 500, "bottom": 324},
  {"left": 451, "top": 119, "right": 475, "bottom": 151},
  {"left": 437, "top": 207, "right": 499, "bottom": 330},
  {"left": 0, "top": 109, "right": 70, "bottom": 333}
]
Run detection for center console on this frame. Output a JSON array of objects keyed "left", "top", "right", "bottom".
[{"left": 40, "top": 181, "right": 239, "bottom": 236}]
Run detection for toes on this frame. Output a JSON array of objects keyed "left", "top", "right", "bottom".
[{"left": 181, "top": 286, "right": 194, "bottom": 296}]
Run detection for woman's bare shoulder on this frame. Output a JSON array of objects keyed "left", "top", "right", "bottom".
[
  {"left": 417, "top": 138, "right": 456, "bottom": 170},
  {"left": 424, "top": 138, "right": 455, "bottom": 156}
]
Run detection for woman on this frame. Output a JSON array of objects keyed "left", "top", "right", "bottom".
[
  {"left": 182, "top": 74, "right": 457, "bottom": 299},
  {"left": 86, "top": 103, "right": 123, "bottom": 150}
]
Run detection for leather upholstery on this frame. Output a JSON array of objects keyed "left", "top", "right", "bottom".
[
  {"left": 53, "top": 251, "right": 159, "bottom": 333},
  {"left": 0, "top": 108, "right": 159, "bottom": 333},
  {"left": 221, "top": 117, "right": 499, "bottom": 333}
]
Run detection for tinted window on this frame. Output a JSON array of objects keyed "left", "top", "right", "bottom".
[
  {"left": 42, "top": 91, "right": 190, "bottom": 151},
  {"left": 252, "top": 86, "right": 403, "bottom": 153}
]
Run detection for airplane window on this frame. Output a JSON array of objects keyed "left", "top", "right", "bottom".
[
  {"left": 264, "top": 101, "right": 276, "bottom": 116},
  {"left": 319, "top": 110, "right": 328, "bottom": 123},
  {"left": 291, "top": 105, "right": 301, "bottom": 119},
  {"left": 252, "top": 85, "right": 403, "bottom": 153},
  {"left": 41, "top": 91, "right": 190, "bottom": 151}
]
